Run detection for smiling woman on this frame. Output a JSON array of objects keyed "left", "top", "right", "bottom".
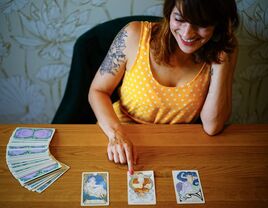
[
  {"left": 169, "top": 8, "right": 215, "bottom": 54},
  {"left": 151, "top": 0, "right": 238, "bottom": 65},
  {"left": 88, "top": 0, "right": 240, "bottom": 173}
]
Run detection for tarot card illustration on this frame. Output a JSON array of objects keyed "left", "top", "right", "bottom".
[
  {"left": 172, "top": 170, "right": 205, "bottom": 204},
  {"left": 81, "top": 172, "right": 109, "bottom": 206},
  {"left": 128, "top": 170, "right": 156, "bottom": 205}
]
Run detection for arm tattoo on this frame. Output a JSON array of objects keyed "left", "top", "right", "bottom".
[{"left": 99, "top": 27, "right": 128, "bottom": 75}]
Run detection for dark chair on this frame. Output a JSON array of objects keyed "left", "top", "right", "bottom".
[{"left": 52, "top": 16, "right": 162, "bottom": 124}]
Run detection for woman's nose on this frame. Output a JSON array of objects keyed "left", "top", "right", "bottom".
[{"left": 181, "top": 22, "right": 195, "bottom": 38}]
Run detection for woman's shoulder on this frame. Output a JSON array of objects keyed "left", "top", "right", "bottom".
[
  {"left": 124, "top": 21, "right": 154, "bottom": 38},
  {"left": 125, "top": 21, "right": 142, "bottom": 36},
  {"left": 123, "top": 21, "right": 142, "bottom": 58}
]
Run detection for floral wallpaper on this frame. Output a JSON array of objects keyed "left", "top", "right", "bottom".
[{"left": 0, "top": 0, "right": 267, "bottom": 124}]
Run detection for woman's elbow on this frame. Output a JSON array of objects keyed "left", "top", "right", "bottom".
[
  {"left": 88, "top": 87, "right": 93, "bottom": 103},
  {"left": 202, "top": 122, "right": 224, "bottom": 136},
  {"left": 88, "top": 86, "right": 97, "bottom": 105},
  {"left": 200, "top": 110, "right": 231, "bottom": 136}
]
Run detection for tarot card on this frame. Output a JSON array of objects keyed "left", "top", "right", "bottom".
[
  {"left": 12, "top": 160, "right": 56, "bottom": 178},
  {"left": 18, "top": 162, "right": 61, "bottom": 185},
  {"left": 127, "top": 170, "right": 156, "bottom": 205},
  {"left": 172, "top": 170, "right": 205, "bottom": 204},
  {"left": 6, "top": 147, "right": 49, "bottom": 162},
  {"left": 25, "top": 170, "right": 60, "bottom": 191},
  {"left": 81, "top": 172, "right": 109, "bottom": 206},
  {"left": 9, "top": 127, "right": 55, "bottom": 143},
  {"left": 35, "top": 163, "right": 70, "bottom": 193},
  {"left": 24, "top": 164, "right": 64, "bottom": 188},
  {"left": 9, "top": 158, "right": 53, "bottom": 172}
]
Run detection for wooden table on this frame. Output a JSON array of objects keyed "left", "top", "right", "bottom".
[{"left": 0, "top": 124, "right": 268, "bottom": 208}]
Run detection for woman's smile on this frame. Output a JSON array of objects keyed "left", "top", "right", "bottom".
[
  {"left": 170, "top": 7, "right": 215, "bottom": 54},
  {"left": 178, "top": 33, "right": 199, "bottom": 46}
]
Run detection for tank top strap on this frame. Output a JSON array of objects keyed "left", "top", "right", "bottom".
[
  {"left": 127, "top": 21, "right": 151, "bottom": 75},
  {"left": 139, "top": 21, "right": 152, "bottom": 51}
]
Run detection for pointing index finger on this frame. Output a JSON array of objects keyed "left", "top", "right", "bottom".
[{"left": 124, "top": 144, "right": 134, "bottom": 175}]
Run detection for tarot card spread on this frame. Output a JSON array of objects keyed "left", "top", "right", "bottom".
[
  {"left": 128, "top": 170, "right": 156, "bottom": 205},
  {"left": 81, "top": 172, "right": 109, "bottom": 206},
  {"left": 172, "top": 170, "right": 205, "bottom": 204}
]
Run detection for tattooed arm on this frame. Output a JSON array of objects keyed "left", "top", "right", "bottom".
[{"left": 88, "top": 22, "right": 141, "bottom": 173}]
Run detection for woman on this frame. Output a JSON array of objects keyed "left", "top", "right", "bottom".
[{"left": 88, "top": 0, "right": 239, "bottom": 174}]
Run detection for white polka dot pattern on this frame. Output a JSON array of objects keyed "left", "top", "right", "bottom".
[{"left": 113, "top": 22, "right": 211, "bottom": 124}]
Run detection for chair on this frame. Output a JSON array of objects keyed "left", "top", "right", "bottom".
[{"left": 52, "top": 16, "right": 162, "bottom": 124}]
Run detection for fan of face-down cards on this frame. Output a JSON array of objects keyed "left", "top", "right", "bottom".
[{"left": 6, "top": 127, "right": 69, "bottom": 193}]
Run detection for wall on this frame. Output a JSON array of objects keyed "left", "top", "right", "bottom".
[{"left": 0, "top": 0, "right": 267, "bottom": 124}]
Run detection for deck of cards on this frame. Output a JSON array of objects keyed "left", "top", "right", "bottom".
[{"left": 6, "top": 127, "right": 69, "bottom": 193}]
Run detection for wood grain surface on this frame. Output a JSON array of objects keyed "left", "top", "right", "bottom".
[{"left": 0, "top": 124, "right": 268, "bottom": 208}]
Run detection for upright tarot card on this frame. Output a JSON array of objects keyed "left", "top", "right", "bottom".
[
  {"left": 81, "top": 172, "right": 109, "bottom": 206},
  {"left": 172, "top": 170, "right": 205, "bottom": 204},
  {"left": 128, "top": 170, "right": 156, "bottom": 205}
]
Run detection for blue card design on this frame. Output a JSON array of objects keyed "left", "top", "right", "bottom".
[
  {"left": 172, "top": 170, "right": 205, "bottom": 204},
  {"left": 81, "top": 172, "right": 109, "bottom": 206},
  {"left": 13, "top": 128, "right": 55, "bottom": 141}
]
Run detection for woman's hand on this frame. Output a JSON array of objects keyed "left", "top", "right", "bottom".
[{"left": 107, "top": 130, "right": 137, "bottom": 175}]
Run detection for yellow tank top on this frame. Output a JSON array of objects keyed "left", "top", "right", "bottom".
[{"left": 113, "top": 21, "right": 211, "bottom": 124}]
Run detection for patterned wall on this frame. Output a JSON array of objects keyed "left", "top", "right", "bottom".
[{"left": 0, "top": 0, "right": 267, "bottom": 124}]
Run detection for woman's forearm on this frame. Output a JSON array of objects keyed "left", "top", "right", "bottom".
[
  {"left": 200, "top": 67, "right": 232, "bottom": 135},
  {"left": 88, "top": 89, "right": 122, "bottom": 140},
  {"left": 89, "top": 88, "right": 136, "bottom": 172},
  {"left": 201, "top": 49, "right": 237, "bottom": 136}
]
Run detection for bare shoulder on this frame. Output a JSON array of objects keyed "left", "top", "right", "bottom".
[
  {"left": 124, "top": 21, "right": 142, "bottom": 37},
  {"left": 124, "top": 21, "right": 142, "bottom": 48},
  {"left": 123, "top": 21, "right": 142, "bottom": 69}
]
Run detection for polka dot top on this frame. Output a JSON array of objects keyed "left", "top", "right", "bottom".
[{"left": 113, "top": 21, "right": 211, "bottom": 124}]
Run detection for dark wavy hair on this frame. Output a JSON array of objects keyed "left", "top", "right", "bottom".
[{"left": 150, "top": 0, "right": 239, "bottom": 65}]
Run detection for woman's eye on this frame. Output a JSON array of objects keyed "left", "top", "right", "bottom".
[
  {"left": 175, "top": 18, "right": 185, "bottom": 23},
  {"left": 175, "top": 15, "right": 185, "bottom": 22}
]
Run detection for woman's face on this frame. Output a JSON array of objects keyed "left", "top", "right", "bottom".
[{"left": 169, "top": 6, "right": 215, "bottom": 54}]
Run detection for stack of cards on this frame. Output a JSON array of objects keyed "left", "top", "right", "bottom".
[{"left": 6, "top": 127, "right": 69, "bottom": 193}]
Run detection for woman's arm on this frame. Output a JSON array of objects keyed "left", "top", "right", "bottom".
[
  {"left": 88, "top": 22, "right": 141, "bottom": 172},
  {"left": 200, "top": 46, "right": 238, "bottom": 135}
]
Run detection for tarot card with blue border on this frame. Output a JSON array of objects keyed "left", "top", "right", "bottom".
[
  {"left": 81, "top": 172, "right": 109, "bottom": 206},
  {"left": 172, "top": 170, "right": 205, "bottom": 204}
]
